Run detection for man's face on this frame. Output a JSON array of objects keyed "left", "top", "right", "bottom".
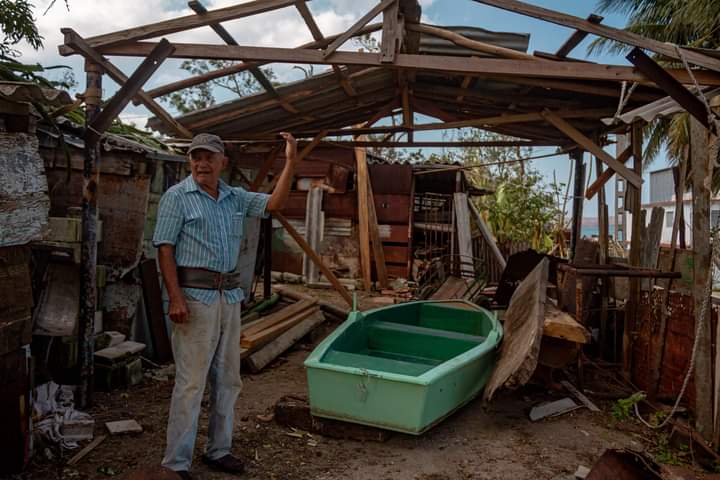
[{"left": 189, "top": 149, "right": 227, "bottom": 189}]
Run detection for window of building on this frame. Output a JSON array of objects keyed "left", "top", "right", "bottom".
[
  {"left": 712, "top": 210, "right": 720, "bottom": 229},
  {"left": 617, "top": 197, "right": 624, "bottom": 209},
  {"left": 666, "top": 211, "right": 674, "bottom": 228}
]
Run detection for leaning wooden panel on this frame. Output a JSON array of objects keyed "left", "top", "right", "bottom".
[{"left": 483, "top": 258, "right": 548, "bottom": 401}]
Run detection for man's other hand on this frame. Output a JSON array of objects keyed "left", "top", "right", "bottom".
[{"left": 169, "top": 295, "right": 189, "bottom": 323}]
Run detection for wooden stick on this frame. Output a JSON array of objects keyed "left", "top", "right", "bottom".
[
  {"left": 554, "top": 14, "right": 604, "bottom": 58},
  {"left": 541, "top": 109, "right": 642, "bottom": 188},
  {"left": 274, "top": 213, "right": 353, "bottom": 306},
  {"left": 585, "top": 146, "right": 632, "bottom": 199},
  {"left": 355, "top": 139, "right": 372, "bottom": 290},
  {"left": 323, "top": 0, "right": 396, "bottom": 58},
  {"left": 67, "top": 435, "right": 107, "bottom": 466}
]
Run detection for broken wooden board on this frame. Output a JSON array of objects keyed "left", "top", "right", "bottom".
[
  {"left": 274, "top": 395, "right": 391, "bottom": 442},
  {"left": 430, "top": 276, "right": 469, "bottom": 300},
  {"left": 241, "top": 299, "right": 317, "bottom": 338},
  {"left": 561, "top": 380, "right": 601, "bottom": 412},
  {"left": 544, "top": 302, "right": 590, "bottom": 344},
  {"left": 105, "top": 419, "right": 142, "bottom": 435},
  {"left": 272, "top": 286, "right": 350, "bottom": 320},
  {"left": 245, "top": 311, "right": 326, "bottom": 373},
  {"left": 66, "top": 435, "right": 107, "bottom": 466},
  {"left": 94, "top": 341, "right": 146, "bottom": 363},
  {"left": 483, "top": 258, "right": 548, "bottom": 401},
  {"left": 241, "top": 306, "right": 320, "bottom": 349}
]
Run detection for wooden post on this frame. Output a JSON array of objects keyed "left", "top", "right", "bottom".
[
  {"left": 624, "top": 121, "right": 644, "bottom": 376},
  {"left": 355, "top": 143, "right": 372, "bottom": 290},
  {"left": 595, "top": 154, "right": 610, "bottom": 359},
  {"left": 77, "top": 60, "right": 102, "bottom": 408},
  {"left": 275, "top": 212, "right": 353, "bottom": 307},
  {"left": 263, "top": 216, "right": 272, "bottom": 299},
  {"left": 690, "top": 116, "right": 713, "bottom": 441},
  {"left": 569, "top": 149, "right": 585, "bottom": 260}
]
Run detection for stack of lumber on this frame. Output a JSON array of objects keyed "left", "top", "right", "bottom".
[{"left": 240, "top": 298, "right": 326, "bottom": 373}]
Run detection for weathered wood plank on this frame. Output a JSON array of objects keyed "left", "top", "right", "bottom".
[
  {"left": 303, "top": 187, "right": 323, "bottom": 284},
  {"left": 690, "top": 116, "right": 713, "bottom": 441},
  {"left": 323, "top": 0, "right": 396, "bottom": 58},
  {"left": 544, "top": 302, "right": 590, "bottom": 344},
  {"left": 245, "top": 310, "right": 325, "bottom": 372},
  {"left": 366, "top": 157, "right": 389, "bottom": 288},
  {"left": 90, "top": 43, "right": 720, "bottom": 86},
  {"left": 454, "top": 193, "right": 474, "bottom": 277},
  {"left": 585, "top": 146, "right": 632, "bottom": 199},
  {"left": 241, "top": 306, "right": 320, "bottom": 348},
  {"left": 484, "top": 258, "right": 548, "bottom": 401},
  {"left": 355, "top": 143, "right": 372, "bottom": 290}
]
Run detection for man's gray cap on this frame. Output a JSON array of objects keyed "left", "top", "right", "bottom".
[{"left": 188, "top": 133, "right": 225, "bottom": 155}]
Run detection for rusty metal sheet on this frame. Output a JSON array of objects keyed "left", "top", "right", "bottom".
[
  {"left": 374, "top": 194, "right": 410, "bottom": 224},
  {"left": 370, "top": 164, "right": 413, "bottom": 194},
  {"left": 45, "top": 169, "right": 151, "bottom": 276},
  {"left": 587, "top": 449, "right": 664, "bottom": 480}
]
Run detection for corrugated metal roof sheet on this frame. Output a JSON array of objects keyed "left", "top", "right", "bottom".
[
  {"left": 0, "top": 81, "right": 73, "bottom": 107},
  {"left": 603, "top": 87, "right": 720, "bottom": 125},
  {"left": 418, "top": 26, "right": 529, "bottom": 57}
]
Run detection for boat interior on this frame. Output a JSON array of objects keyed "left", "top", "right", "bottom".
[{"left": 320, "top": 301, "right": 496, "bottom": 377}]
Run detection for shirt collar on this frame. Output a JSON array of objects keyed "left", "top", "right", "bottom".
[{"left": 182, "top": 175, "right": 232, "bottom": 202}]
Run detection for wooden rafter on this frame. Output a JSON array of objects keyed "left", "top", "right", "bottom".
[
  {"left": 457, "top": 75, "right": 473, "bottom": 102},
  {"left": 471, "top": 0, "right": 720, "bottom": 73},
  {"left": 585, "top": 146, "right": 632, "bottom": 199},
  {"left": 61, "top": 28, "right": 192, "bottom": 138},
  {"left": 294, "top": 0, "right": 357, "bottom": 96},
  {"left": 501, "top": 76, "right": 662, "bottom": 101},
  {"left": 541, "top": 109, "right": 642, "bottom": 188},
  {"left": 554, "top": 13, "right": 603, "bottom": 58},
  {"left": 88, "top": 39, "right": 175, "bottom": 142},
  {"left": 323, "top": 0, "right": 396, "bottom": 58},
  {"left": 325, "top": 140, "right": 560, "bottom": 147},
  {"left": 91, "top": 43, "right": 720, "bottom": 85},
  {"left": 58, "top": 0, "right": 301, "bottom": 53},
  {"left": 249, "top": 146, "right": 280, "bottom": 192},
  {"left": 139, "top": 24, "right": 380, "bottom": 101}
]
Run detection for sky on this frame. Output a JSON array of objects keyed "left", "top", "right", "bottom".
[{"left": 15, "top": 0, "right": 671, "bottom": 220}]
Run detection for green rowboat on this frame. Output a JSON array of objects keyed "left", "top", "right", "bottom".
[{"left": 304, "top": 299, "right": 503, "bottom": 434}]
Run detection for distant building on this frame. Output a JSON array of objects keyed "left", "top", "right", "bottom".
[{"left": 621, "top": 167, "right": 720, "bottom": 246}]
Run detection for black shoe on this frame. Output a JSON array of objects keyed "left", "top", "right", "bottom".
[
  {"left": 175, "top": 470, "right": 193, "bottom": 480},
  {"left": 201, "top": 454, "right": 245, "bottom": 475}
]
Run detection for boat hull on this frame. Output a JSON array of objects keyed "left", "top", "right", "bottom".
[{"left": 304, "top": 300, "right": 502, "bottom": 434}]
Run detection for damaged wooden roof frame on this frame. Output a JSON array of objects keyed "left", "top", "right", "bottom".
[{"left": 57, "top": 0, "right": 720, "bottom": 407}]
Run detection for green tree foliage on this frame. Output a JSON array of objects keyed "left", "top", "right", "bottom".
[
  {"left": 0, "top": 0, "right": 43, "bottom": 57},
  {"left": 160, "top": 60, "right": 276, "bottom": 114},
  {"left": 590, "top": 0, "right": 720, "bottom": 173},
  {"left": 435, "top": 130, "right": 564, "bottom": 252}
]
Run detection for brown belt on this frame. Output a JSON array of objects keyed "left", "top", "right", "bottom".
[{"left": 177, "top": 267, "right": 242, "bottom": 290}]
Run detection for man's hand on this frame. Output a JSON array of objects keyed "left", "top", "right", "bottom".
[
  {"left": 280, "top": 132, "right": 297, "bottom": 162},
  {"left": 168, "top": 295, "right": 189, "bottom": 324}
]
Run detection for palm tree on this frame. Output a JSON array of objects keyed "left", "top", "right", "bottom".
[{"left": 589, "top": 0, "right": 720, "bottom": 173}]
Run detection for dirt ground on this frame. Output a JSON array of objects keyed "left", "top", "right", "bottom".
[{"left": 21, "top": 287, "right": 662, "bottom": 480}]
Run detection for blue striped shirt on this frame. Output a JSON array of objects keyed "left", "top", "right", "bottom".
[{"left": 152, "top": 175, "right": 270, "bottom": 305}]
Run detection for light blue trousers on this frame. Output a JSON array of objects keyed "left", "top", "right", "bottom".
[{"left": 162, "top": 294, "right": 242, "bottom": 471}]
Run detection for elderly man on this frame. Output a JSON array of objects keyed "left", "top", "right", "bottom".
[{"left": 153, "top": 132, "right": 297, "bottom": 479}]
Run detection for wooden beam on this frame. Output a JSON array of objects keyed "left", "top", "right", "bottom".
[
  {"left": 88, "top": 39, "right": 175, "bottom": 143},
  {"left": 554, "top": 14, "right": 603, "bottom": 58},
  {"left": 59, "top": 0, "right": 301, "bottom": 53},
  {"left": 323, "top": 0, "right": 396, "bottom": 58},
  {"left": 569, "top": 149, "right": 585, "bottom": 259},
  {"left": 502, "top": 76, "right": 662, "bottom": 102},
  {"left": 408, "top": 23, "right": 539, "bottom": 61},
  {"left": 401, "top": 84, "right": 412, "bottom": 127},
  {"left": 380, "top": 0, "right": 403, "bottom": 63},
  {"left": 690, "top": 116, "right": 714, "bottom": 441},
  {"left": 366, "top": 159, "right": 389, "bottom": 288},
  {"left": 355, "top": 140, "right": 372, "bottom": 290},
  {"left": 541, "top": 109, "right": 643, "bottom": 188},
  {"left": 457, "top": 75, "right": 473, "bottom": 102},
  {"left": 92, "top": 42, "right": 720, "bottom": 85},
  {"left": 275, "top": 212, "right": 353, "bottom": 306},
  {"left": 297, "top": 130, "right": 328, "bottom": 162},
  {"left": 585, "top": 145, "right": 632, "bottom": 199},
  {"left": 627, "top": 47, "right": 714, "bottom": 130},
  {"left": 471, "top": 0, "right": 720, "bottom": 73},
  {"left": 141, "top": 24, "right": 381, "bottom": 100},
  {"left": 294, "top": 1, "right": 323, "bottom": 41},
  {"left": 61, "top": 28, "right": 191, "bottom": 138},
  {"left": 188, "top": 0, "right": 279, "bottom": 98},
  {"left": 250, "top": 146, "right": 280, "bottom": 192}
]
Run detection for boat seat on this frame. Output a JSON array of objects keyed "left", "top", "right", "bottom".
[
  {"left": 322, "top": 350, "right": 435, "bottom": 376},
  {"left": 371, "top": 321, "right": 486, "bottom": 344}
]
